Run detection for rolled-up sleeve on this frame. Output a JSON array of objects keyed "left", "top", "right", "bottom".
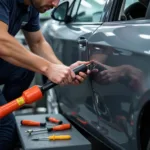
[
  {"left": 0, "top": 0, "right": 9, "bottom": 25},
  {"left": 22, "top": 8, "right": 40, "bottom": 32}
]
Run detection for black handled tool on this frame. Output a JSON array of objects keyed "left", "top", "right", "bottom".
[
  {"left": 0, "top": 64, "right": 89, "bottom": 119},
  {"left": 40, "top": 64, "right": 89, "bottom": 92}
]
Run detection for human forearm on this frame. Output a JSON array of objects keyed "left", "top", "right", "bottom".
[
  {"left": 30, "top": 40, "right": 63, "bottom": 64},
  {"left": 1, "top": 55, "right": 38, "bottom": 72},
  {"left": 0, "top": 33, "right": 51, "bottom": 75}
]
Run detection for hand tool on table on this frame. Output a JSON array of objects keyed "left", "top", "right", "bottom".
[
  {"left": 21, "top": 119, "right": 46, "bottom": 127},
  {"left": 25, "top": 123, "right": 71, "bottom": 135},
  {"left": 31, "top": 135, "right": 71, "bottom": 141},
  {"left": 45, "top": 117, "right": 63, "bottom": 125},
  {"left": 0, "top": 64, "right": 90, "bottom": 119}
]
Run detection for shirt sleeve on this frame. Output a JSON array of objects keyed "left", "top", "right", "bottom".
[
  {"left": 22, "top": 8, "right": 40, "bottom": 32},
  {"left": 0, "top": 0, "right": 9, "bottom": 25}
]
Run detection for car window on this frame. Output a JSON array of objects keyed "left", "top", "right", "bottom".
[
  {"left": 68, "top": 0, "right": 74, "bottom": 6},
  {"left": 71, "top": 0, "right": 107, "bottom": 22},
  {"left": 124, "top": 0, "right": 138, "bottom": 9},
  {"left": 117, "top": 0, "right": 149, "bottom": 21},
  {"left": 39, "top": 10, "right": 52, "bottom": 20}
]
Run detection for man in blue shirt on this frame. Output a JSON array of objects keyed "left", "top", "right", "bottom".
[{"left": 0, "top": 0, "right": 90, "bottom": 149}]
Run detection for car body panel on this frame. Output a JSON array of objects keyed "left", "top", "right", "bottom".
[
  {"left": 42, "top": 20, "right": 101, "bottom": 62},
  {"left": 87, "top": 20, "right": 150, "bottom": 150}
]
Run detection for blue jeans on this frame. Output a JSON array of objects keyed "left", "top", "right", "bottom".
[{"left": 0, "top": 59, "right": 34, "bottom": 150}]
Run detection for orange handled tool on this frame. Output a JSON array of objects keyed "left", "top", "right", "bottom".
[
  {"left": 52, "top": 123, "right": 71, "bottom": 131},
  {"left": 0, "top": 64, "right": 89, "bottom": 119},
  {"left": 32, "top": 135, "right": 71, "bottom": 141},
  {"left": 25, "top": 123, "right": 72, "bottom": 135},
  {"left": 45, "top": 117, "right": 63, "bottom": 124},
  {"left": 21, "top": 120, "right": 46, "bottom": 127}
]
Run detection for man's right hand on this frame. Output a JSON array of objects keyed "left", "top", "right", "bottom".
[{"left": 46, "top": 63, "right": 76, "bottom": 85}]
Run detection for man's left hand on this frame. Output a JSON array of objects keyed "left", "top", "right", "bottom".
[{"left": 70, "top": 61, "right": 91, "bottom": 85}]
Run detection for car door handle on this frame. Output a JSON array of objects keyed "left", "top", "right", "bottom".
[{"left": 78, "top": 37, "right": 87, "bottom": 49}]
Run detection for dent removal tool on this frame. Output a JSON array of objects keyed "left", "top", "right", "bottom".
[
  {"left": 25, "top": 123, "right": 71, "bottom": 135},
  {"left": 0, "top": 64, "right": 90, "bottom": 119},
  {"left": 31, "top": 135, "right": 71, "bottom": 141}
]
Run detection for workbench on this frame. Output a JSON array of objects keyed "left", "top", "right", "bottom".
[{"left": 15, "top": 114, "right": 91, "bottom": 150}]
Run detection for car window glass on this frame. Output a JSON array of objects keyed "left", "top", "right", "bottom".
[
  {"left": 71, "top": 1, "right": 81, "bottom": 18},
  {"left": 118, "top": 0, "right": 149, "bottom": 21},
  {"left": 71, "top": 0, "right": 107, "bottom": 22},
  {"left": 67, "top": 0, "right": 74, "bottom": 6},
  {"left": 124, "top": 0, "right": 138, "bottom": 9}
]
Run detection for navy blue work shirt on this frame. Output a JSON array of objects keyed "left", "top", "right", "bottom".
[{"left": 0, "top": 0, "right": 40, "bottom": 36}]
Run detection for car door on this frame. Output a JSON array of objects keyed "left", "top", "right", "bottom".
[
  {"left": 53, "top": 0, "right": 107, "bottom": 118},
  {"left": 43, "top": 0, "right": 113, "bottom": 144},
  {"left": 87, "top": 0, "right": 150, "bottom": 149}
]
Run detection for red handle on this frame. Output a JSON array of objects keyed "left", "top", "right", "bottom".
[
  {"left": 21, "top": 120, "right": 41, "bottom": 126},
  {"left": 52, "top": 124, "right": 71, "bottom": 131},
  {"left": 21, "top": 120, "right": 46, "bottom": 127},
  {"left": 46, "top": 117, "right": 63, "bottom": 124}
]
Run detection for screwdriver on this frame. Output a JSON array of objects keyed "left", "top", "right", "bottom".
[
  {"left": 25, "top": 123, "right": 72, "bottom": 135},
  {"left": 21, "top": 120, "right": 46, "bottom": 127},
  {"left": 45, "top": 117, "right": 63, "bottom": 125},
  {"left": 32, "top": 135, "right": 71, "bottom": 141}
]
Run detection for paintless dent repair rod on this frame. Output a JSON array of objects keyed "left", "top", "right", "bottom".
[{"left": 0, "top": 64, "right": 89, "bottom": 119}]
